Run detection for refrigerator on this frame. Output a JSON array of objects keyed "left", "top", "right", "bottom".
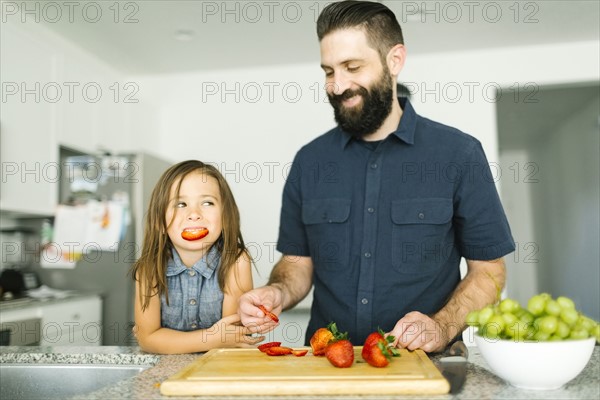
[{"left": 30, "top": 149, "right": 170, "bottom": 345}]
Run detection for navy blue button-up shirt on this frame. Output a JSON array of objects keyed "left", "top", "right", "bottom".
[{"left": 277, "top": 98, "right": 515, "bottom": 344}]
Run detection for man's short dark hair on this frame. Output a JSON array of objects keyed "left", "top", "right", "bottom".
[{"left": 317, "top": 0, "right": 404, "bottom": 63}]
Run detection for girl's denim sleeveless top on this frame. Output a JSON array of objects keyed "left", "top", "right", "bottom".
[{"left": 160, "top": 246, "right": 223, "bottom": 331}]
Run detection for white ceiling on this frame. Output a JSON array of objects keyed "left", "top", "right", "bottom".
[{"left": 38, "top": 0, "right": 600, "bottom": 76}]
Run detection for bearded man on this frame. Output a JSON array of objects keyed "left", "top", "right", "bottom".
[{"left": 239, "top": 0, "right": 514, "bottom": 353}]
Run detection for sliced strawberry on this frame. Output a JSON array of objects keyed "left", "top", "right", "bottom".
[
  {"left": 258, "top": 305, "right": 279, "bottom": 323},
  {"left": 265, "top": 346, "right": 293, "bottom": 356},
  {"left": 181, "top": 228, "right": 209, "bottom": 241},
  {"left": 291, "top": 349, "right": 308, "bottom": 357},
  {"left": 257, "top": 341, "right": 282, "bottom": 352}
]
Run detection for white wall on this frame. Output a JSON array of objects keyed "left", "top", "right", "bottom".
[{"left": 130, "top": 40, "right": 600, "bottom": 303}]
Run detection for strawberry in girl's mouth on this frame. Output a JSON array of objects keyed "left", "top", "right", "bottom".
[{"left": 181, "top": 227, "right": 209, "bottom": 241}]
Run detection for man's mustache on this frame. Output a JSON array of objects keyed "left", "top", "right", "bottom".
[{"left": 328, "top": 87, "right": 368, "bottom": 104}]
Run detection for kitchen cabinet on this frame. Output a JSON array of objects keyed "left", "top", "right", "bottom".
[
  {"left": 0, "top": 21, "right": 133, "bottom": 217},
  {"left": 40, "top": 296, "right": 102, "bottom": 346},
  {"left": 0, "top": 23, "right": 59, "bottom": 216},
  {"left": 0, "top": 294, "right": 102, "bottom": 346}
]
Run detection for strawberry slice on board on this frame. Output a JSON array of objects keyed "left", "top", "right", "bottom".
[
  {"left": 257, "top": 342, "right": 282, "bottom": 353},
  {"left": 265, "top": 346, "right": 293, "bottom": 356},
  {"left": 291, "top": 349, "right": 309, "bottom": 357}
]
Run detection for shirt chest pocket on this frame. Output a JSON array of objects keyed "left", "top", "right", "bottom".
[
  {"left": 302, "top": 198, "right": 351, "bottom": 271},
  {"left": 391, "top": 198, "right": 454, "bottom": 273}
]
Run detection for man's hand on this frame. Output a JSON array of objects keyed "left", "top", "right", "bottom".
[
  {"left": 388, "top": 258, "right": 506, "bottom": 353},
  {"left": 237, "top": 286, "right": 283, "bottom": 335},
  {"left": 387, "top": 312, "right": 449, "bottom": 353}
]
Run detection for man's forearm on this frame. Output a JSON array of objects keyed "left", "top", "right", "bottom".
[
  {"left": 433, "top": 258, "right": 506, "bottom": 341},
  {"left": 268, "top": 255, "right": 313, "bottom": 311}
]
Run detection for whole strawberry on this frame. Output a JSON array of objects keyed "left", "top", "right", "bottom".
[
  {"left": 361, "top": 329, "right": 400, "bottom": 368},
  {"left": 325, "top": 339, "right": 354, "bottom": 368},
  {"left": 310, "top": 322, "right": 342, "bottom": 356}
]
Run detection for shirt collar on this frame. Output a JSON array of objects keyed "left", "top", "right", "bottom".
[
  {"left": 166, "top": 246, "right": 220, "bottom": 279},
  {"left": 338, "top": 97, "right": 417, "bottom": 148}
]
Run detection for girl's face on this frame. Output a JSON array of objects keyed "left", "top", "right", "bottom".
[{"left": 165, "top": 171, "right": 223, "bottom": 266}]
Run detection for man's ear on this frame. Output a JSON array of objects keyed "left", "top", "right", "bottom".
[{"left": 387, "top": 44, "right": 406, "bottom": 76}]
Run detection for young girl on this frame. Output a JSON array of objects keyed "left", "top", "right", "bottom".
[{"left": 131, "top": 160, "right": 263, "bottom": 354}]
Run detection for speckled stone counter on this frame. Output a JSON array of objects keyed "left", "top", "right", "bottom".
[{"left": 1, "top": 345, "right": 598, "bottom": 399}]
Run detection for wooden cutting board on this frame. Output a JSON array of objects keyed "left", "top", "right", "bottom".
[{"left": 160, "top": 347, "right": 449, "bottom": 396}]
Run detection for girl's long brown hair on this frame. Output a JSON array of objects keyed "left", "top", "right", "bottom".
[{"left": 131, "top": 160, "right": 249, "bottom": 311}]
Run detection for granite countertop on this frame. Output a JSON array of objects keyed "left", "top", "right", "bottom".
[{"left": 1, "top": 345, "right": 598, "bottom": 399}]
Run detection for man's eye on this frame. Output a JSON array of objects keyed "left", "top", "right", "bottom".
[
  {"left": 324, "top": 70, "right": 334, "bottom": 77},
  {"left": 347, "top": 66, "right": 360, "bottom": 72},
  {"left": 175, "top": 202, "right": 186, "bottom": 208}
]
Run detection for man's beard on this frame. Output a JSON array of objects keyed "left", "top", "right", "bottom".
[{"left": 327, "top": 71, "right": 394, "bottom": 138}]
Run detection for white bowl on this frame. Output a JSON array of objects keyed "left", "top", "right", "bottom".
[{"left": 474, "top": 334, "right": 595, "bottom": 390}]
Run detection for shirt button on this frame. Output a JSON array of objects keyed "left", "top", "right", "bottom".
[
  {"left": 191, "top": 323, "right": 197, "bottom": 329},
  {"left": 361, "top": 298, "right": 369, "bottom": 305},
  {"left": 189, "top": 299, "right": 197, "bottom": 305},
  {"left": 364, "top": 252, "right": 371, "bottom": 258},
  {"left": 367, "top": 207, "right": 375, "bottom": 213},
  {"left": 188, "top": 270, "right": 196, "bottom": 276},
  {"left": 418, "top": 212, "right": 425, "bottom": 220},
  {"left": 370, "top": 163, "right": 378, "bottom": 169}
]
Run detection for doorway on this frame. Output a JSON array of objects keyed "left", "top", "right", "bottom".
[{"left": 497, "top": 82, "right": 599, "bottom": 320}]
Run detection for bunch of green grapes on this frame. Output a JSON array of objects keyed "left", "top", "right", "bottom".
[{"left": 466, "top": 294, "right": 600, "bottom": 342}]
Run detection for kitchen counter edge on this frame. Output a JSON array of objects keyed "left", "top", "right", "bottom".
[{"left": 0, "top": 345, "right": 598, "bottom": 400}]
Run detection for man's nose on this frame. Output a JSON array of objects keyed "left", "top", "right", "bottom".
[{"left": 327, "top": 74, "right": 351, "bottom": 96}]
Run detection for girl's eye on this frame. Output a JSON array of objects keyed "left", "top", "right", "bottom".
[
  {"left": 202, "top": 201, "right": 214, "bottom": 206},
  {"left": 175, "top": 201, "right": 186, "bottom": 208}
]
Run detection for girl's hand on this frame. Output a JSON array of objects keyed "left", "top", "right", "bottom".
[{"left": 202, "top": 314, "right": 264, "bottom": 348}]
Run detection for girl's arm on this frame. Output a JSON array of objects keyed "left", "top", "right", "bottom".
[
  {"left": 133, "top": 269, "right": 261, "bottom": 354},
  {"left": 222, "top": 251, "right": 254, "bottom": 316}
]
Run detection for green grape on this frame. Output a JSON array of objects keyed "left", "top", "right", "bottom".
[
  {"left": 499, "top": 298, "right": 520, "bottom": 314},
  {"left": 527, "top": 294, "right": 547, "bottom": 316},
  {"left": 545, "top": 299, "right": 561, "bottom": 316},
  {"left": 560, "top": 308, "right": 579, "bottom": 327},
  {"left": 465, "top": 310, "right": 479, "bottom": 326},
  {"left": 519, "top": 311, "right": 535, "bottom": 325},
  {"left": 576, "top": 316, "right": 595, "bottom": 332},
  {"left": 478, "top": 306, "right": 494, "bottom": 326},
  {"left": 507, "top": 320, "right": 531, "bottom": 341},
  {"left": 502, "top": 312, "right": 518, "bottom": 326},
  {"left": 555, "top": 320, "right": 571, "bottom": 338},
  {"left": 470, "top": 294, "right": 598, "bottom": 343},
  {"left": 485, "top": 315, "right": 506, "bottom": 337},
  {"left": 569, "top": 328, "right": 590, "bottom": 340},
  {"left": 591, "top": 324, "right": 600, "bottom": 343},
  {"left": 533, "top": 330, "right": 551, "bottom": 341},
  {"left": 556, "top": 296, "right": 575, "bottom": 310},
  {"left": 537, "top": 315, "right": 558, "bottom": 334}
]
